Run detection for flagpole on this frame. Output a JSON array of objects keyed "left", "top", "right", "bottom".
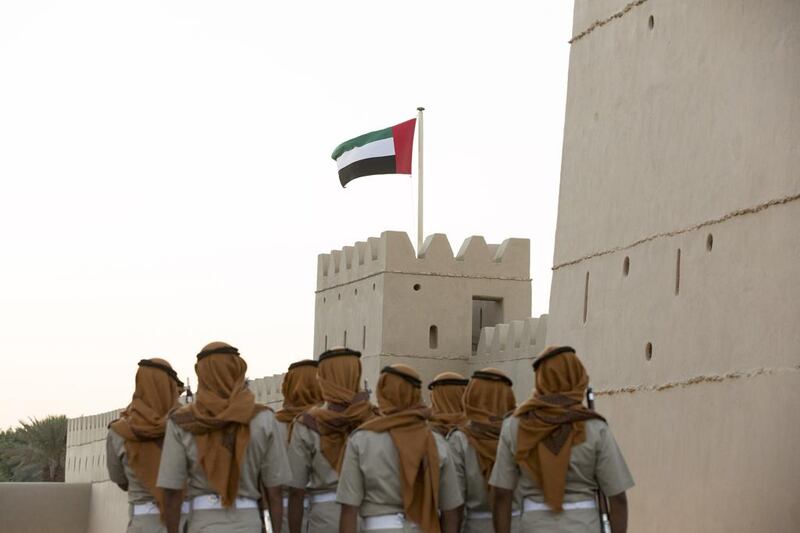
[{"left": 416, "top": 107, "right": 424, "bottom": 253}]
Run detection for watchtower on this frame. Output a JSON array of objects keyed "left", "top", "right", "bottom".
[{"left": 314, "top": 231, "right": 532, "bottom": 387}]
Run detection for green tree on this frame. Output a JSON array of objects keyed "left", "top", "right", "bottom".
[
  {"left": 0, "top": 415, "right": 67, "bottom": 482},
  {"left": 0, "top": 427, "right": 22, "bottom": 481}
]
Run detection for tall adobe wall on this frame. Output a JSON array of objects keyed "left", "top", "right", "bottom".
[
  {"left": 546, "top": 1, "right": 800, "bottom": 531},
  {"left": 315, "top": 231, "right": 531, "bottom": 388},
  {"left": 65, "top": 410, "right": 128, "bottom": 533}
]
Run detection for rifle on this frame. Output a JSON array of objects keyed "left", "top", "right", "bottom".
[
  {"left": 185, "top": 377, "right": 194, "bottom": 404},
  {"left": 586, "top": 387, "right": 612, "bottom": 533}
]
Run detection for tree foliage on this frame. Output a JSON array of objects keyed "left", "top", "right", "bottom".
[{"left": 0, "top": 415, "right": 67, "bottom": 482}]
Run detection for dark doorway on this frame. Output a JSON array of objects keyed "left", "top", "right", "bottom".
[{"left": 472, "top": 297, "right": 503, "bottom": 353}]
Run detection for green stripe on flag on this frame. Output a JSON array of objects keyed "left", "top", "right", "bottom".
[{"left": 331, "top": 126, "right": 393, "bottom": 160}]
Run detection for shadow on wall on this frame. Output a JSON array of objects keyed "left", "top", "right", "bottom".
[{"left": 0, "top": 482, "right": 90, "bottom": 533}]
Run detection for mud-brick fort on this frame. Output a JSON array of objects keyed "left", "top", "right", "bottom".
[{"left": 4, "top": 1, "right": 797, "bottom": 532}]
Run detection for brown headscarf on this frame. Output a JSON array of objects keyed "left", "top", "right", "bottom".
[
  {"left": 170, "top": 342, "right": 268, "bottom": 507},
  {"left": 298, "top": 348, "right": 375, "bottom": 473},
  {"left": 110, "top": 359, "right": 183, "bottom": 519},
  {"left": 514, "top": 346, "right": 604, "bottom": 512},
  {"left": 428, "top": 372, "right": 468, "bottom": 436},
  {"left": 276, "top": 360, "right": 322, "bottom": 441},
  {"left": 460, "top": 368, "right": 516, "bottom": 484},
  {"left": 359, "top": 365, "right": 441, "bottom": 533}
]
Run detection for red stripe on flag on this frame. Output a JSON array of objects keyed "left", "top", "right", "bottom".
[{"left": 392, "top": 118, "right": 416, "bottom": 174}]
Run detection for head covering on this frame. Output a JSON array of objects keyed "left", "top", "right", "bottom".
[
  {"left": 276, "top": 360, "right": 321, "bottom": 440},
  {"left": 514, "top": 346, "right": 604, "bottom": 512},
  {"left": 298, "top": 347, "right": 375, "bottom": 473},
  {"left": 359, "top": 365, "right": 441, "bottom": 533},
  {"left": 110, "top": 358, "right": 183, "bottom": 520},
  {"left": 428, "top": 372, "right": 468, "bottom": 436},
  {"left": 170, "top": 342, "right": 268, "bottom": 507},
  {"left": 460, "top": 368, "right": 516, "bottom": 485}
]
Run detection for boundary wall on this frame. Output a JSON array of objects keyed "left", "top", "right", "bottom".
[{"left": 545, "top": 1, "right": 800, "bottom": 531}]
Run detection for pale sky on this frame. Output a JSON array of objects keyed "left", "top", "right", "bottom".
[{"left": 0, "top": 1, "right": 574, "bottom": 428}]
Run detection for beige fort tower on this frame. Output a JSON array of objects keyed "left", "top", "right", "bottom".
[
  {"left": 312, "top": 230, "right": 546, "bottom": 393},
  {"left": 12, "top": 1, "right": 797, "bottom": 533}
]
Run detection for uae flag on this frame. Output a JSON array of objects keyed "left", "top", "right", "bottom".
[{"left": 331, "top": 118, "right": 417, "bottom": 187}]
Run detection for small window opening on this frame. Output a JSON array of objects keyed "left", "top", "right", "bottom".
[
  {"left": 324, "top": 335, "right": 328, "bottom": 350},
  {"left": 645, "top": 342, "right": 653, "bottom": 361},
  {"left": 623, "top": 256, "right": 630, "bottom": 276},
  {"left": 648, "top": 15, "right": 654, "bottom": 29},
  {"left": 354, "top": 288, "right": 358, "bottom": 296},
  {"left": 413, "top": 283, "right": 421, "bottom": 291},
  {"left": 362, "top": 326, "right": 366, "bottom": 349},
  {"left": 372, "top": 282, "right": 376, "bottom": 291},
  {"left": 343, "top": 330, "right": 347, "bottom": 347},
  {"left": 429, "top": 325, "right": 438, "bottom": 349},
  {"left": 706, "top": 234, "right": 714, "bottom": 252},
  {"left": 675, "top": 249, "right": 681, "bottom": 295},
  {"left": 337, "top": 293, "right": 341, "bottom": 301}
]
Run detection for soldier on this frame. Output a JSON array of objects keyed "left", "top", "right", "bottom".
[
  {"left": 490, "top": 346, "right": 634, "bottom": 533},
  {"left": 156, "top": 342, "right": 291, "bottom": 533},
  {"left": 336, "top": 364, "right": 463, "bottom": 533},
  {"left": 274, "top": 360, "right": 322, "bottom": 533},
  {"left": 286, "top": 347, "right": 375, "bottom": 533},
  {"left": 107, "top": 358, "right": 186, "bottom": 532},
  {"left": 428, "top": 372, "right": 469, "bottom": 437},
  {"left": 448, "top": 368, "right": 518, "bottom": 533}
]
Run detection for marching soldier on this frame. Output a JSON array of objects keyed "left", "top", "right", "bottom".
[
  {"left": 428, "top": 372, "right": 469, "bottom": 437},
  {"left": 274, "top": 360, "right": 322, "bottom": 533},
  {"left": 107, "top": 358, "right": 186, "bottom": 532},
  {"left": 286, "top": 348, "right": 375, "bottom": 533},
  {"left": 490, "top": 346, "right": 634, "bottom": 533},
  {"left": 448, "top": 368, "right": 519, "bottom": 533},
  {"left": 156, "top": 342, "right": 291, "bottom": 533},
  {"left": 336, "top": 364, "right": 463, "bottom": 533}
]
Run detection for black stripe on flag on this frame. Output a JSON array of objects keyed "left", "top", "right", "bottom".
[{"left": 338, "top": 155, "right": 397, "bottom": 187}]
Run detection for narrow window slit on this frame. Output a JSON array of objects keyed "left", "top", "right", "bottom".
[{"left": 583, "top": 272, "right": 590, "bottom": 323}]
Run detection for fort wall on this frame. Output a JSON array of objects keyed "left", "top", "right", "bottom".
[
  {"left": 0, "top": 482, "right": 91, "bottom": 533},
  {"left": 546, "top": 1, "right": 800, "bottom": 530},
  {"left": 472, "top": 316, "right": 548, "bottom": 399}
]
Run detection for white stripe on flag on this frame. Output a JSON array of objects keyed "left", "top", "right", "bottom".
[{"left": 335, "top": 137, "right": 395, "bottom": 170}]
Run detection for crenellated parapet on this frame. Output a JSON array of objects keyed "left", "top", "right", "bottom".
[
  {"left": 65, "top": 409, "right": 122, "bottom": 484},
  {"left": 317, "top": 231, "right": 530, "bottom": 290},
  {"left": 66, "top": 409, "right": 122, "bottom": 448},
  {"left": 249, "top": 373, "right": 285, "bottom": 407},
  {"left": 474, "top": 315, "right": 548, "bottom": 362}
]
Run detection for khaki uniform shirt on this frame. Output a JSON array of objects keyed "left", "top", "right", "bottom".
[
  {"left": 106, "top": 428, "right": 154, "bottom": 505},
  {"left": 448, "top": 429, "right": 520, "bottom": 514},
  {"left": 335, "top": 430, "right": 464, "bottom": 516},
  {"left": 156, "top": 410, "right": 291, "bottom": 500},
  {"left": 276, "top": 420, "right": 290, "bottom": 449},
  {"left": 287, "top": 421, "right": 339, "bottom": 493},
  {"left": 489, "top": 417, "right": 634, "bottom": 502}
]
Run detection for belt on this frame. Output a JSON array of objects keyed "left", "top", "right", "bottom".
[
  {"left": 132, "top": 502, "right": 190, "bottom": 516},
  {"left": 523, "top": 499, "right": 596, "bottom": 512},
  {"left": 466, "top": 510, "right": 521, "bottom": 520},
  {"left": 309, "top": 491, "right": 337, "bottom": 504},
  {"left": 283, "top": 496, "right": 310, "bottom": 509},
  {"left": 364, "top": 513, "right": 418, "bottom": 530},
  {"left": 192, "top": 495, "right": 259, "bottom": 511}
]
